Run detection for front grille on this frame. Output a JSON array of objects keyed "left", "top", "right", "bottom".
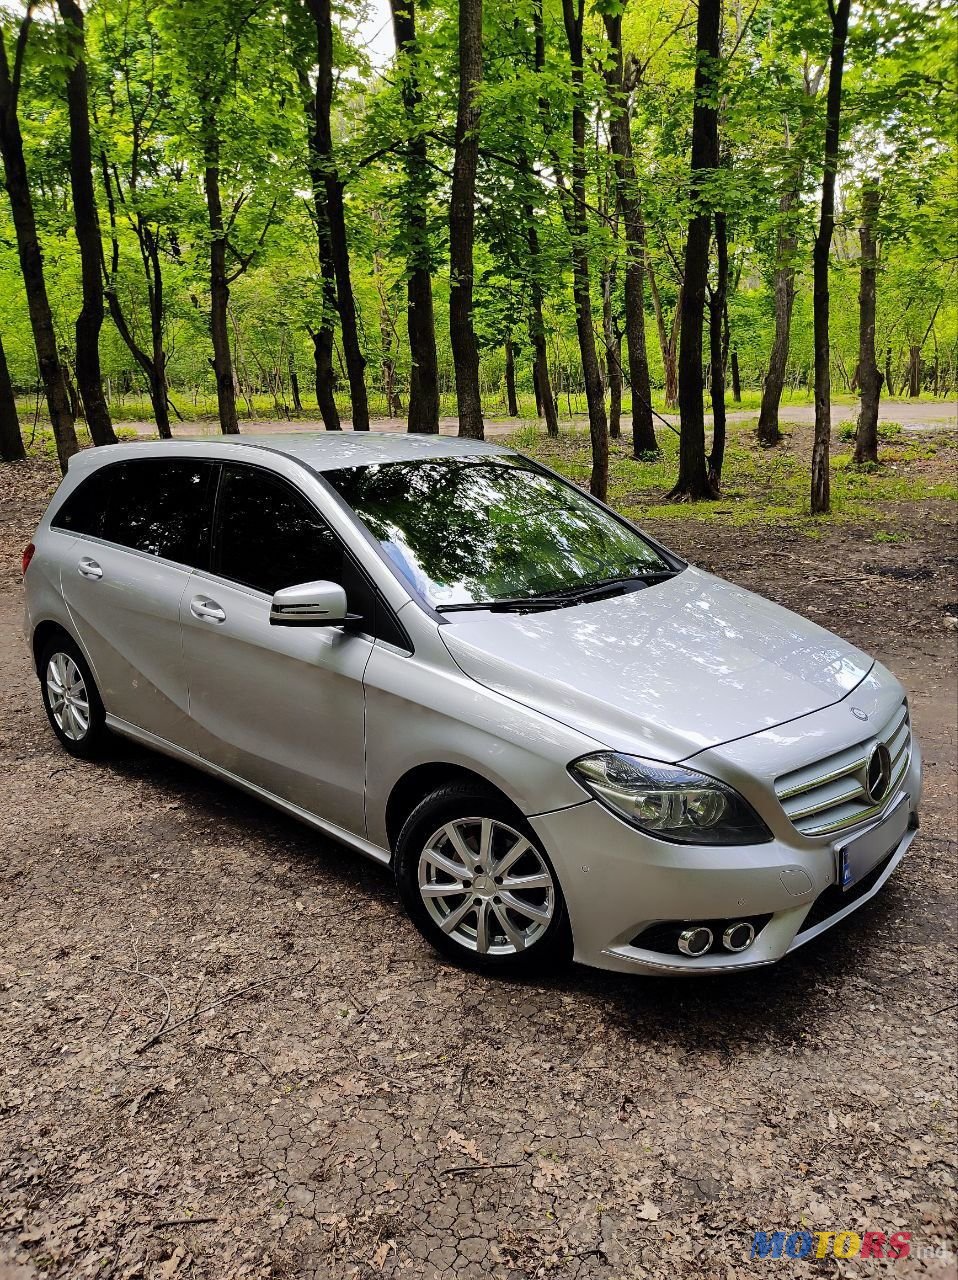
[{"left": 775, "top": 701, "right": 911, "bottom": 837}]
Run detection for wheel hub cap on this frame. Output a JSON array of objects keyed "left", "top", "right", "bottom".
[
  {"left": 46, "top": 652, "right": 90, "bottom": 742},
  {"left": 418, "top": 816, "right": 556, "bottom": 957}
]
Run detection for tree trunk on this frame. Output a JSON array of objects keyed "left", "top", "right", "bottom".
[
  {"left": 525, "top": 2, "right": 559, "bottom": 438},
  {"left": 144, "top": 230, "right": 173, "bottom": 438},
  {"left": 203, "top": 133, "right": 239, "bottom": 435},
  {"left": 389, "top": 0, "right": 440, "bottom": 434},
  {"left": 528, "top": 240, "right": 559, "bottom": 436},
  {"left": 601, "top": 267, "right": 622, "bottom": 440},
  {"left": 707, "top": 211, "right": 729, "bottom": 485},
  {"left": 58, "top": 0, "right": 114, "bottom": 447},
  {"left": 854, "top": 180, "right": 882, "bottom": 465},
  {"left": 297, "top": 68, "right": 341, "bottom": 432},
  {"left": 306, "top": 0, "right": 368, "bottom": 430},
  {"left": 100, "top": 157, "right": 172, "bottom": 438},
  {"left": 504, "top": 340, "right": 519, "bottom": 416},
  {"left": 61, "top": 357, "right": 80, "bottom": 420},
  {"left": 603, "top": 11, "right": 656, "bottom": 456},
  {"left": 0, "top": 23, "right": 78, "bottom": 472},
  {"left": 730, "top": 349, "right": 741, "bottom": 401},
  {"left": 449, "top": 0, "right": 484, "bottom": 438},
  {"left": 609, "top": 333, "right": 622, "bottom": 440},
  {"left": 373, "top": 242, "right": 403, "bottom": 416},
  {"left": 671, "top": 0, "right": 720, "bottom": 500},
  {"left": 289, "top": 353, "right": 303, "bottom": 413},
  {"left": 907, "top": 344, "right": 920, "bottom": 397},
  {"left": 757, "top": 187, "right": 801, "bottom": 445},
  {"left": 810, "top": 0, "right": 851, "bottom": 514},
  {"left": 646, "top": 249, "right": 680, "bottom": 410},
  {"left": 561, "top": 0, "right": 608, "bottom": 500},
  {"left": 0, "top": 331, "right": 25, "bottom": 461},
  {"left": 312, "top": 323, "right": 340, "bottom": 428},
  {"left": 884, "top": 346, "right": 893, "bottom": 396}
]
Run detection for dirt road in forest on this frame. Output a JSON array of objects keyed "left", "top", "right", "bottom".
[
  {"left": 1, "top": 461, "right": 956, "bottom": 1278},
  {"left": 120, "top": 397, "right": 956, "bottom": 439}
]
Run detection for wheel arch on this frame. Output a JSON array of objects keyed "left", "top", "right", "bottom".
[
  {"left": 384, "top": 762, "right": 521, "bottom": 855},
  {"left": 32, "top": 618, "right": 77, "bottom": 676}
]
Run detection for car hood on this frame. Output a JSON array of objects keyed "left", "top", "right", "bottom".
[{"left": 439, "top": 567, "right": 872, "bottom": 762}]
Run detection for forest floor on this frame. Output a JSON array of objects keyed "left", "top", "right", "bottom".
[{"left": 1, "top": 436, "right": 956, "bottom": 1280}]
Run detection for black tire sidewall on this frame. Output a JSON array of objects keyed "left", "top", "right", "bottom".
[
  {"left": 39, "top": 634, "right": 107, "bottom": 758},
  {"left": 394, "top": 783, "right": 572, "bottom": 974}
]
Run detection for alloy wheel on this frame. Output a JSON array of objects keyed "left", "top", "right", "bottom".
[
  {"left": 417, "top": 817, "right": 556, "bottom": 956},
  {"left": 46, "top": 651, "right": 90, "bottom": 742}
]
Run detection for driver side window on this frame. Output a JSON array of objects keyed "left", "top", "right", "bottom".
[{"left": 214, "top": 464, "right": 343, "bottom": 595}]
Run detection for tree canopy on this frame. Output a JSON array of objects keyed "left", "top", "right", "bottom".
[{"left": 0, "top": 0, "right": 954, "bottom": 504}]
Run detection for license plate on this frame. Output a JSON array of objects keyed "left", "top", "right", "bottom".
[{"left": 837, "top": 795, "right": 910, "bottom": 891}]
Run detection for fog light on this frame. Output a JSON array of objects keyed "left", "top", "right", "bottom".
[
  {"left": 677, "top": 926, "right": 713, "bottom": 957},
  {"left": 722, "top": 922, "right": 755, "bottom": 952}
]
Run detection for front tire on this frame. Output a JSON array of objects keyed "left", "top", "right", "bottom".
[
  {"left": 38, "top": 634, "right": 108, "bottom": 758},
  {"left": 394, "top": 783, "right": 572, "bottom": 975}
]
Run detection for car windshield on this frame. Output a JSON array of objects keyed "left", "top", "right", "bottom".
[{"left": 324, "top": 455, "right": 674, "bottom": 609}]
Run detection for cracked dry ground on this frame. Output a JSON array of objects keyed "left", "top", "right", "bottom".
[{"left": 1, "top": 461, "right": 956, "bottom": 1280}]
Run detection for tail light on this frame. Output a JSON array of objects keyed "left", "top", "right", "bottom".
[{"left": 21, "top": 542, "right": 36, "bottom": 576}]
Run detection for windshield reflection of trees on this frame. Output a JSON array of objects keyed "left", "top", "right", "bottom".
[{"left": 327, "top": 458, "right": 666, "bottom": 605}]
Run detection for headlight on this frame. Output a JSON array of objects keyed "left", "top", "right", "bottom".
[{"left": 569, "top": 753, "right": 772, "bottom": 845}]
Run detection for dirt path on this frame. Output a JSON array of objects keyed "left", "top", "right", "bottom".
[
  {"left": 119, "top": 398, "right": 956, "bottom": 439},
  {"left": 1, "top": 465, "right": 956, "bottom": 1278}
]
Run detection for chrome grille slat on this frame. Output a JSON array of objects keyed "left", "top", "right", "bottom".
[
  {"left": 775, "top": 701, "right": 911, "bottom": 837},
  {"left": 776, "top": 749, "right": 867, "bottom": 801},
  {"left": 782, "top": 777, "right": 866, "bottom": 820}
]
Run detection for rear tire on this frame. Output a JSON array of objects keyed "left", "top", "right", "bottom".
[
  {"left": 38, "top": 633, "right": 108, "bottom": 759},
  {"left": 394, "top": 782, "right": 572, "bottom": 975}
]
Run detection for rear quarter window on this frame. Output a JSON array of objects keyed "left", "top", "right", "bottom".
[{"left": 51, "top": 466, "right": 114, "bottom": 538}]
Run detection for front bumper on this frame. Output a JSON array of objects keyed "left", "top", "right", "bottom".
[{"left": 529, "top": 741, "right": 923, "bottom": 977}]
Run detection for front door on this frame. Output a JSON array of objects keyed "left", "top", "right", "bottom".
[{"left": 182, "top": 462, "right": 371, "bottom": 837}]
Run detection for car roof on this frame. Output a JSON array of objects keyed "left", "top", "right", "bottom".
[{"left": 67, "top": 431, "right": 514, "bottom": 475}]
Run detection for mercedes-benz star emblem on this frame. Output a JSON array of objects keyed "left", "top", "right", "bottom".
[
  {"left": 851, "top": 707, "right": 869, "bottom": 722},
  {"left": 864, "top": 742, "right": 893, "bottom": 804}
]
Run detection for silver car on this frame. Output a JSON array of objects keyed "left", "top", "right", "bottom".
[{"left": 22, "top": 433, "right": 922, "bottom": 976}]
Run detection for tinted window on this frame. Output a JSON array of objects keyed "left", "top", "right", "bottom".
[
  {"left": 101, "top": 459, "right": 215, "bottom": 567},
  {"left": 215, "top": 464, "right": 343, "bottom": 595},
  {"left": 52, "top": 466, "right": 115, "bottom": 538},
  {"left": 53, "top": 458, "right": 214, "bottom": 568},
  {"left": 324, "top": 456, "right": 670, "bottom": 607}
]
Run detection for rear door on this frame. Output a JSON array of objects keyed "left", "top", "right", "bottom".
[
  {"left": 182, "top": 462, "right": 373, "bottom": 837},
  {"left": 55, "top": 457, "right": 216, "bottom": 749}
]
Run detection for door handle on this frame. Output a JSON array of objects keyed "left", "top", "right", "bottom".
[
  {"left": 190, "top": 596, "right": 226, "bottom": 624},
  {"left": 77, "top": 556, "right": 103, "bottom": 580}
]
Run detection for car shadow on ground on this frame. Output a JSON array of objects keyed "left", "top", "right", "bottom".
[{"left": 96, "top": 734, "right": 946, "bottom": 1064}]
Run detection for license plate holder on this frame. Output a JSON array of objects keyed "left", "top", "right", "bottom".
[{"left": 837, "top": 794, "right": 909, "bottom": 891}]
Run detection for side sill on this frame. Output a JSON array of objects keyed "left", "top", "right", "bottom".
[{"left": 104, "top": 714, "right": 392, "bottom": 867}]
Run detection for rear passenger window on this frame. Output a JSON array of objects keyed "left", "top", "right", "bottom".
[
  {"left": 214, "top": 464, "right": 343, "bottom": 595},
  {"left": 101, "top": 459, "right": 215, "bottom": 567}
]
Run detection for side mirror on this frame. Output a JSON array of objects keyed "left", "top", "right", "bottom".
[{"left": 269, "top": 580, "right": 361, "bottom": 627}]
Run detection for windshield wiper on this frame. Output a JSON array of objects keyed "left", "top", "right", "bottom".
[
  {"left": 549, "top": 568, "right": 681, "bottom": 598},
  {"left": 437, "top": 594, "right": 574, "bottom": 614},
  {"left": 436, "top": 568, "right": 683, "bottom": 615}
]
